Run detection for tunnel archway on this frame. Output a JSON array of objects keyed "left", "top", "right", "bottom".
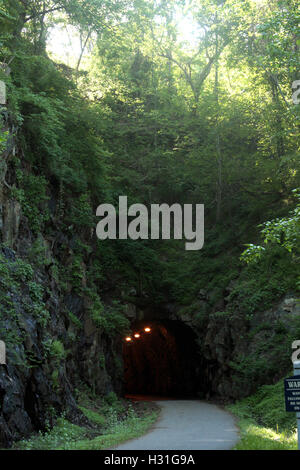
[{"left": 123, "top": 319, "right": 204, "bottom": 398}]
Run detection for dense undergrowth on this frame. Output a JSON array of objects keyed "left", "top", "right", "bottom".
[
  {"left": 13, "top": 390, "right": 159, "bottom": 450},
  {"left": 228, "top": 376, "right": 298, "bottom": 450}
]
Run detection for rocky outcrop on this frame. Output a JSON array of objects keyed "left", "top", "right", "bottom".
[
  {"left": 202, "top": 294, "right": 300, "bottom": 399},
  {"left": 0, "top": 108, "right": 127, "bottom": 447},
  {"left": 0, "top": 243, "right": 125, "bottom": 447}
]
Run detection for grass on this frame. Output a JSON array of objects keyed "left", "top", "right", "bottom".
[
  {"left": 58, "top": 407, "right": 159, "bottom": 450},
  {"left": 230, "top": 417, "right": 297, "bottom": 450},
  {"left": 13, "top": 392, "right": 160, "bottom": 450},
  {"left": 228, "top": 376, "right": 298, "bottom": 450}
]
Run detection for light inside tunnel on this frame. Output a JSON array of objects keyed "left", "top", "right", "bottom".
[
  {"left": 123, "top": 320, "right": 203, "bottom": 398},
  {"left": 133, "top": 333, "right": 140, "bottom": 338},
  {"left": 125, "top": 336, "right": 132, "bottom": 342}
]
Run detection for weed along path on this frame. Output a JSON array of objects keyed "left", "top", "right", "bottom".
[{"left": 111, "top": 399, "right": 239, "bottom": 450}]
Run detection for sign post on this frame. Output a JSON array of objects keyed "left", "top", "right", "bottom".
[{"left": 285, "top": 361, "right": 300, "bottom": 450}]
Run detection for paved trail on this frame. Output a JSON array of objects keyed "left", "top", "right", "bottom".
[{"left": 112, "top": 400, "right": 239, "bottom": 450}]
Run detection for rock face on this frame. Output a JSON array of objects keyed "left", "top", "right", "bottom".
[
  {"left": 201, "top": 295, "right": 300, "bottom": 399},
  {"left": 2, "top": 199, "right": 21, "bottom": 246},
  {"left": 0, "top": 245, "right": 123, "bottom": 447},
  {"left": 0, "top": 116, "right": 299, "bottom": 447},
  {"left": 0, "top": 113, "right": 127, "bottom": 446}
]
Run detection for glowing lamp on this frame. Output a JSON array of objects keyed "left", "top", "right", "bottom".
[
  {"left": 144, "top": 327, "right": 151, "bottom": 333},
  {"left": 125, "top": 336, "right": 132, "bottom": 342},
  {"left": 134, "top": 333, "right": 140, "bottom": 338}
]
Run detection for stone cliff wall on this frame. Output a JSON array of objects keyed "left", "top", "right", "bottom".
[{"left": 0, "top": 111, "right": 299, "bottom": 446}]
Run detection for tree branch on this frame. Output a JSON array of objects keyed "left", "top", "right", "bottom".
[{"left": 24, "top": 6, "right": 64, "bottom": 23}]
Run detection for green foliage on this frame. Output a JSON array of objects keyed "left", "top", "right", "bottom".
[
  {"left": 240, "top": 244, "right": 266, "bottom": 264},
  {"left": 15, "top": 417, "right": 88, "bottom": 450},
  {"left": 49, "top": 340, "right": 66, "bottom": 361},
  {"left": 60, "top": 406, "right": 158, "bottom": 450},
  {"left": 67, "top": 256, "right": 86, "bottom": 291},
  {"left": 12, "top": 258, "right": 34, "bottom": 282},
  {"left": 0, "top": 248, "right": 50, "bottom": 362},
  {"left": 12, "top": 171, "right": 50, "bottom": 233},
  {"left": 104, "top": 391, "right": 119, "bottom": 407},
  {"left": 228, "top": 375, "right": 298, "bottom": 450},
  {"left": 89, "top": 295, "right": 130, "bottom": 336},
  {"left": 66, "top": 193, "right": 94, "bottom": 228},
  {"left": 229, "top": 316, "right": 300, "bottom": 395},
  {"left": 0, "top": 125, "right": 8, "bottom": 153},
  {"left": 78, "top": 406, "right": 106, "bottom": 427},
  {"left": 14, "top": 391, "right": 159, "bottom": 451},
  {"left": 246, "top": 380, "right": 296, "bottom": 432},
  {"left": 241, "top": 189, "right": 300, "bottom": 262},
  {"left": 240, "top": 190, "right": 300, "bottom": 306},
  {"left": 27, "top": 235, "right": 51, "bottom": 267},
  {"left": 15, "top": 405, "right": 159, "bottom": 451},
  {"left": 51, "top": 369, "right": 60, "bottom": 390},
  {"left": 228, "top": 247, "right": 298, "bottom": 318},
  {"left": 103, "top": 302, "right": 130, "bottom": 336},
  {"left": 1, "top": 0, "right": 299, "bottom": 324},
  {"left": 229, "top": 416, "right": 297, "bottom": 450},
  {"left": 67, "top": 311, "right": 82, "bottom": 329}
]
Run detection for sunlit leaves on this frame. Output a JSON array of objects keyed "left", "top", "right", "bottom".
[{"left": 241, "top": 189, "right": 300, "bottom": 263}]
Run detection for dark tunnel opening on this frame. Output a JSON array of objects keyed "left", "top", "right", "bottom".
[{"left": 123, "top": 320, "right": 204, "bottom": 398}]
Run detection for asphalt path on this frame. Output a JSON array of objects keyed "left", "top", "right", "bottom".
[{"left": 112, "top": 399, "right": 239, "bottom": 450}]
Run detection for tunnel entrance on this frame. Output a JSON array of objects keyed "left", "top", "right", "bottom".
[{"left": 123, "top": 320, "right": 203, "bottom": 398}]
